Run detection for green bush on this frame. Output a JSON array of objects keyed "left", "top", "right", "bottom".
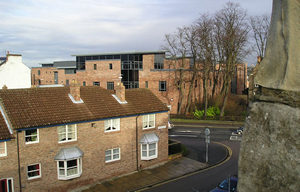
[{"left": 193, "top": 106, "right": 220, "bottom": 119}]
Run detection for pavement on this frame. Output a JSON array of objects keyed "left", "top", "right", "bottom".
[
  {"left": 75, "top": 141, "right": 230, "bottom": 192},
  {"left": 78, "top": 157, "right": 207, "bottom": 192}
]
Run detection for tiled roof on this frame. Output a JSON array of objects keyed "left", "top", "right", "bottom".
[
  {"left": 0, "top": 87, "right": 168, "bottom": 130},
  {"left": 0, "top": 113, "right": 13, "bottom": 140}
]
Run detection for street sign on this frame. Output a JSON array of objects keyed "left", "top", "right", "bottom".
[
  {"left": 204, "top": 128, "right": 210, "bottom": 136},
  {"left": 205, "top": 135, "right": 210, "bottom": 143}
]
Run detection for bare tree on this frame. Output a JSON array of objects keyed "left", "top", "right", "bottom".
[
  {"left": 195, "top": 14, "right": 215, "bottom": 118},
  {"left": 214, "top": 2, "right": 250, "bottom": 116},
  {"left": 162, "top": 27, "right": 189, "bottom": 114},
  {"left": 250, "top": 14, "right": 270, "bottom": 61}
]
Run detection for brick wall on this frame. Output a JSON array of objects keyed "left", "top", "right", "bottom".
[{"left": 2, "top": 112, "right": 168, "bottom": 191}]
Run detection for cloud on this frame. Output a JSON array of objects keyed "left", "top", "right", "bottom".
[{"left": 0, "top": 0, "right": 272, "bottom": 67}]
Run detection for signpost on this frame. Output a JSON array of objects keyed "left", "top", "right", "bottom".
[{"left": 204, "top": 128, "right": 210, "bottom": 163}]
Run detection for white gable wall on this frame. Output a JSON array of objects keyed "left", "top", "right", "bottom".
[{"left": 0, "top": 55, "right": 31, "bottom": 89}]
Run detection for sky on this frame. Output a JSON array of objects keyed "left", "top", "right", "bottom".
[{"left": 0, "top": 0, "right": 273, "bottom": 67}]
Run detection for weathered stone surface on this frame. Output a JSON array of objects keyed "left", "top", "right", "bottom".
[
  {"left": 255, "top": 0, "right": 300, "bottom": 91},
  {"left": 238, "top": 102, "right": 300, "bottom": 191}
]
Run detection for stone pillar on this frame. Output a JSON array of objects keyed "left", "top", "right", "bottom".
[{"left": 238, "top": 0, "right": 300, "bottom": 191}]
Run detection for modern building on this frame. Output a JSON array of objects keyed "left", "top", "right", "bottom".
[
  {"left": 31, "top": 51, "right": 247, "bottom": 114},
  {"left": 0, "top": 83, "right": 169, "bottom": 192},
  {"left": 0, "top": 53, "right": 31, "bottom": 89}
]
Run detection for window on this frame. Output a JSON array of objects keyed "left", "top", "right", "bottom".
[
  {"left": 159, "top": 81, "right": 166, "bottom": 91},
  {"left": 154, "top": 54, "right": 164, "bottom": 69},
  {"left": 145, "top": 81, "right": 148, "bottom": 88},
  {"left": 0, "top": 178, "right": 13, "bottom": 192},
  {"left": 109, "top": 63, "right": 113, "bottom": 69},
  {"left": 0, "top": 142, "right": 7, "bottom": 157},
  {"left": 94, "top": 64, "right": 97, "bottom": 70},
  {"left": 27, "top": 163, "right": 41, "bottom": 180},
  {"left": 104, "top": 119, "right": 120, "bottom": 132},
  {"left": 93, "top": 82, "right": 100, "bottom": 86},
  {"left": 83, "top": 81, "right": 86, "bottom": 86},
  {"left": 107, "top": 82, "right": 114, "bottom": 90},
  {"left": 141, "top": 142, "right": 157, "bottom": 160},
  {"left": 66, "top": 79, "right": 69, "bottom": 86},
  {"left": 143, "top": 114, "right": 155, "bottom": 129},
  {"left": 105, "top": 148, "right": 120, "bottom": 163},
  {"left": 57, "top": 158, "right": 82, "bottom": 180},
  {"left": 25, "top": 129, "right": 39, "bottom": 144},
  {"left": 58, "top": 124, "right": 77, "bottom": 143},
  {"left": 38, "top": 70, "right": 40, "bottom": 75}
]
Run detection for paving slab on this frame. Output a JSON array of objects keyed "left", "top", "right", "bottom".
[{"left": 80, "top": 157, "right": 207, "bottom": 192}]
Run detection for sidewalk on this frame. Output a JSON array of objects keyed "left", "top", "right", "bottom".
[{"left": 79, "top": 157, "right": 208, "bottom": 192}]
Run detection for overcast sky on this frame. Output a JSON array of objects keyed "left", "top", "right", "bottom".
[{"left": 0, "top": 0, "right": 273, "bottom": 67}]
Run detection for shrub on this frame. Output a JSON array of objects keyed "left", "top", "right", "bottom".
[{"left": 193, "top": 106, "right": 220, "bottom": 119}]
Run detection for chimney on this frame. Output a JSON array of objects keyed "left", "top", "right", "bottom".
[
  {"left": 70, "top": 81, "right": 81, "bottom": 102},
  {"left": 115, "top": 75, "right": 126, "bottom": 103},
  {"left": 2, "top": 85, "right": 8, "bottom": 90},
  {"left": 115, "top": 82, "right": 126, "bottom": 102}
]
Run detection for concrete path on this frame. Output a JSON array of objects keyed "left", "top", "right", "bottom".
[{"left": 79, "top": 157, "right": 207, "bottom": 192}]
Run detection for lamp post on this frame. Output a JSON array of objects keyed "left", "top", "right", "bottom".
[{"left": 204, "top": 128, "right": 210, "bottom": 163}]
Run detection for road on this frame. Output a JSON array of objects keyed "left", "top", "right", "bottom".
[{"left": 143, "top": 123, "right": 242, "bottom": 192}]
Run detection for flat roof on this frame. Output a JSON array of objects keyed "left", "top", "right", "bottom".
[{"left": 72, "top": 50, "right": 166, "bottom": 57}]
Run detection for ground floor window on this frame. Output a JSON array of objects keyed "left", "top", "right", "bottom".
[
  {"left": 0, "top": 178, "right": 13, "bottom": 192},
  {"left": 27, "top": 163, "right": 41, "bottom": 180},
  {"left": 141, "top": 142, "right": 157, "bottom": 160},
  {"left": 105, "top": 148, "right": 120, "bottom": 163},
  {"left": 57, "top": 158, "right": 82, "bottom": 180}
]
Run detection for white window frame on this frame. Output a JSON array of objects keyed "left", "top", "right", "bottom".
[
  {"left": 25, "top": 129, "right": 39, "bottom": 144},
  {"left": 58, "top": 124, "right": 77, "bottom": 143},
  {"left": 0, "top": 178, "right": 14, "bottom": 192},
  {"left": 27, "top": 163, "right": 41, "bottom": 180},
  {"left": 141, "top": 142, "right": 158, "bottom": 160},
  {"left": 142, "top": 114, "right": 155, "bottom": 129},
  {"left": 104, "top": 118, "right": 120, "bottom": 133},
  {"left": 105, "top": 148, "right": 121, "bottom": 163},
  {"left": 0, "top": 141, "right": 7, "bottom": 157},
  {"left": 56, "top": 158, "right": 82, "bottom": 180}
]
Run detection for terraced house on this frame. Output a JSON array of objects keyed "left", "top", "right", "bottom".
[
  {"left": 0, "top": 83, "right": 169, "bottom": 192},
  {"left": 31, "top": 51, "right": 247, "bottom": 114}
]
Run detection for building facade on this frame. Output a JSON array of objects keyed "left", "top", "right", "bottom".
[
  {"left": 0, "top": 84, "right": 169, "bottom": 192},
  {"left": 0, "top": 54, "right": 31, "bottom": 89},
  {"left": 31, "top": 51, "right": 247, "bottom": 114}
]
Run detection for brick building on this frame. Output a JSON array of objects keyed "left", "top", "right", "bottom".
[
  {"left": 31, "top": 51, "right": 247, "bottom": 114},
  {"left": 0, "top": 83, "right": 169, "bottom": 192}
]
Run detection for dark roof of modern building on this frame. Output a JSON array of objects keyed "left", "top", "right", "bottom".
[
  {"left": 0, "top": 87, "right": 168, "bottom": 130},
  {"left": 0, "top": 112, "right": 13, "bottom": 140},
  {"left": 72, "top": 50, "right": 166, "bottom": 57},
  {"left": 53, "top": 61, "right": 76, "bottom": 68},
  {"left": 40, "top": 61, "right": 76, "bottom": 68}
]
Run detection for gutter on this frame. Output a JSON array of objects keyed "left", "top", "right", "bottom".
[
  {"left": 17, "top": 131, "right": 22, "bottom": 192},
  {"left": 135, "top": 115, "right": 140, "bottom": 171}
]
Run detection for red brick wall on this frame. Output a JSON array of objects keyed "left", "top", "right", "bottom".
[{"left": 3, "top": 112, "right": 168, "bottom": 192}]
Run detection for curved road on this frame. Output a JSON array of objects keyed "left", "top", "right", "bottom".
[{"left": 143, "top": 125, "right": 241, "bottom": 192}]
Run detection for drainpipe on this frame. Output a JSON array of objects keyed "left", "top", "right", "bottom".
[
  {"left": 17, "top": 131, "right": 22, "bottom": 192},
  {"left": 135, "top": 115, "right": 140, "bottom": 171}
]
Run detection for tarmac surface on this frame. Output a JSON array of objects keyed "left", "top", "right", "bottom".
[{"left": 75, "top": 141, "right": 229, "bottom": 192}]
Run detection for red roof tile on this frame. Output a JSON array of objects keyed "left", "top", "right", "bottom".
[{"left": 0, "top": 87, "right": 168, "bottom": 129}]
